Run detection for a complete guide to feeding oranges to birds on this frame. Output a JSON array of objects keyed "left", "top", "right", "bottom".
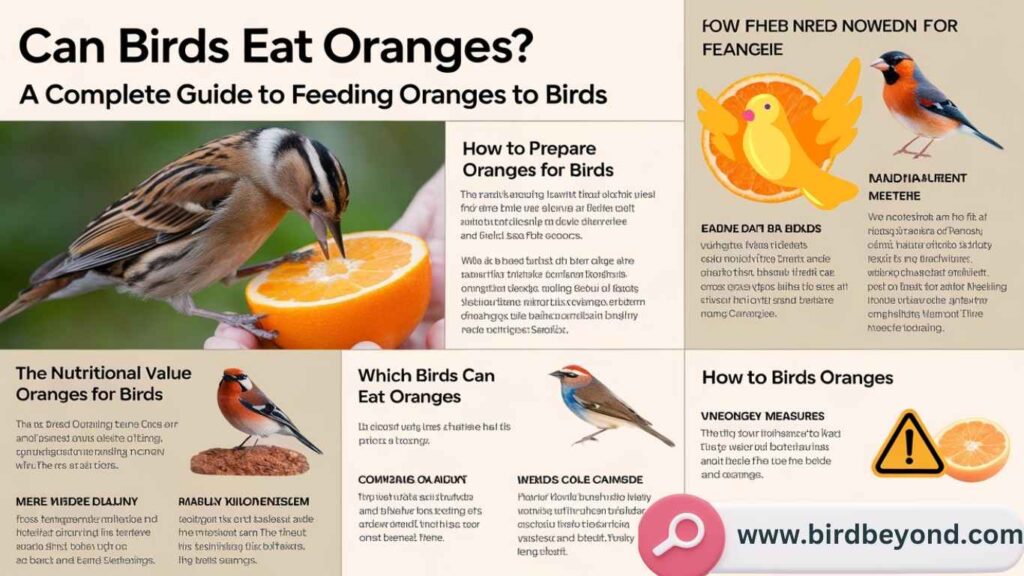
[{"left": 2, "top": 1, "right": 1024, "bottom": 575}]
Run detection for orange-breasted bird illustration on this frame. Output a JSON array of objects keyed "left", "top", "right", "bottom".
[
  {"left": 549, "top": 365, "right": 674, "bottom": 447},
  {"left": 217, "top": 368, "right": 322, "bottom": 454},
  {"left": 871, "top": 51, "right": 1003, "bottom": 159},
  {"left": 698, "top": 59, "right": 862, "bottom": 210}
]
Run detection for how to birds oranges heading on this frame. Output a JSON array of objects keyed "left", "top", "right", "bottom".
[{"left": 0, "top": 128, "right": 350, "bottom": 340}]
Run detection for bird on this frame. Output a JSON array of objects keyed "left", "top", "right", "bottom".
[
  {"left": 0, "top": 127, "right": 350, "bottom": 340},
  {"left": 741, "top": 92, "right": 859, "bottom": 210},
  {"left": 698, "top": 58, "right": 862, "bottom": 210},
  {"left": 872, "top": 51, "right": 1003, "bottom": 158},
  {"left": 217, "top": 368, "right": 322, "bottom": 454},
  {"left": 549, "top": 365, "right": 674, "bottom": 447}
]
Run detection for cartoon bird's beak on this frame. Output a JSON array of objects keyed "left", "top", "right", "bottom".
[
  {"left": 309, "top": 213, "right": 346, "bottom": 259},
  {"left": 743, "top": 110, "right": 755, "bottom": 122},
  {"left": 549, "top": 370, "right": 568, "bottom": 378},
  {"left": 870, "top": 58, "right": 888, "bottom": 71}
]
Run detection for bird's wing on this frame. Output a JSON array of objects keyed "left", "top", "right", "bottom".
[
  {"left": 37, "top": 163, "right": 241, "bottom": 281},
  {"left": 573, "top": 381, "right": 651, "bottom": 426},
  {"left": 697, "top": 88, "right": 741, "bottom": 161},
  {"left": 913, "top": 75, "right": 977, "bottom": 130},
  {"left": 239, "top": 388, "right": 298, "bottom": 432},
  {"left": 812, "top": 58, "right": 862, "bottom": 157}
]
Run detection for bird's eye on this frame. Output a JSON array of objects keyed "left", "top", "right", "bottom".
[
  {"left": 764, "top": 103, "right": 771, "bottom": 110},
  {"left": 311, "top": 190, "right": 324, "bottom": 206},
  {"left": 567, "top": 373, "right": 577, "bottom": 378}
]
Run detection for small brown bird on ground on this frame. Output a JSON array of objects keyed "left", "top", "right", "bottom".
[{"left": 0, "top": 128, "right": 350, "bottom": 339}]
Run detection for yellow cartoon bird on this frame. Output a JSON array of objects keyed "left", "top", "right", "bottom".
[
  {"left": 742, "top": 93, "right": 857, "bottom": 210},
  {"left": 698, "top": 59, "right": 862, "bottom": 210}
]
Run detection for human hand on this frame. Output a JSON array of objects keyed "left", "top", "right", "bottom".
[{"left": 204, "top": 167, "right": 446, "bottom": 350}]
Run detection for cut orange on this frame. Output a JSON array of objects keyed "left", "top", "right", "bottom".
[
  {"left": 246, "top": 231, "right": 431, "bottom": 349},
  {"left": 937, "top": 418, "right": 1010, "bottom": 483},
  {"left": 701, "top": 73, "right": 834, "bottom": 203}
]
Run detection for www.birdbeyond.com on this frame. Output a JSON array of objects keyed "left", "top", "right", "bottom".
[{"left": 2, "top": 1, "right": 1024, "bottom": 576}]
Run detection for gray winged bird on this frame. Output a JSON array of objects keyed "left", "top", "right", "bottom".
[{"left": 872, "top": 50, "right": 1003, "bottom": 158}]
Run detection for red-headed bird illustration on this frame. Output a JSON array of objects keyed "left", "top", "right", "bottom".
[
  {"left": 872, "top": 51, "right": 1003, "bottom": 158},
  {"left": 549, "top": 365, "right": 674, "bottom": 447},
  {"left": 217, "top": 368, "right": 322, "bottom": 454}
]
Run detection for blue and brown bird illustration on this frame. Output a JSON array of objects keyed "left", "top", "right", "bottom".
[
  {"left": 872, "top": 51, "right": 1003, "bottom": 159},
  {"left": 218, "top": 368, "right": 322, "bottom": 454},
  {"left": 698, "top": 59, "right": 862, "bottom": 210},
  {"left": 549, "top": 365, "right": 674, "bottom": 447}
]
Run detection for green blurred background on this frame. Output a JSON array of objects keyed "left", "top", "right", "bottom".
[{"left": 0, "top": 122, "right": 444, "bottom": 348}]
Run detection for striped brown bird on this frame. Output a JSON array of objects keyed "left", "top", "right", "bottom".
[
  {"left": 218, "top": 368, "right": 322, "bottom": 454},
  {"left": 549, "top": 365, "right": 675, "bottom": 447},
  {"left": 0, "top": 128, "right": 350, "bottom": 339}
]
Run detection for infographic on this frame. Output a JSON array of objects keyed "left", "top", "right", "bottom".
[{"left": 2, "top": 0, "right": 1023, "bottom": 575}]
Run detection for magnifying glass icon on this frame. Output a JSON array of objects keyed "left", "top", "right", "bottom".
[{"left": 652, "top": 512, "right": 705, "bottom": 557}]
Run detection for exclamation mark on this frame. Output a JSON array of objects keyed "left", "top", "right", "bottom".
[{"left": 905, "top": 429, "right": 914, "bottom": 465}]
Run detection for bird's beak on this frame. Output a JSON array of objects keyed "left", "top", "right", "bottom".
[
  {"left": 870, "top": 58, "right": 888, "bottom": 71},
  {"left": 309, "top": 213, "right": 346, "bottom": 259},
  {"left": 549, "top": 371, "right": 567, "bottom": 378}
]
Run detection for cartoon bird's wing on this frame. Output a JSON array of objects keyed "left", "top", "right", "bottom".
[
  {"left": 573, "top": 381, "right": 651, "bottom": 426},
  {"left": 812, "top": 58, "right": 863, "bottom": 157},
  {"left": 697, "top": 88, "right": 741, "bottom": 160}
]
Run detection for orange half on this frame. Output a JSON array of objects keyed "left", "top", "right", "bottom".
[
  {"left": 246, "top": 231, "right": 431, "bottom": 349},
  {"left": 937, "top": 418, "right": 1010, "bottom": 483},
  {"left": 701, "top": 73, "right": 833, "bottom": 203}
]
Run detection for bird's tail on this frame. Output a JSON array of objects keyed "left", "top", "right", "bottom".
[
  {"left": 961, "top": 125, "right": 1004, "bottom": 150},
  {"left": 801, "top": 168, "right": 858, "bottom": 211},
  {"left": 638, "top": 423, "right": 675, "bottom": 447},
  {"left": 286, "top": 426, "right": 323, "bottom": 455},
  {"left": 0, "top": 279, "right": 67, "bottom": 325}
]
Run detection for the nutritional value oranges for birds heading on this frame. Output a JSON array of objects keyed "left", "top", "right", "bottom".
[{"left": 3, "top": 0, "right": 1024, "bottom": 575}]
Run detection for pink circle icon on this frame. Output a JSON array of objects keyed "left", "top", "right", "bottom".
[{"left": 638, "top": 494, "right": 725, "bottom": 576}]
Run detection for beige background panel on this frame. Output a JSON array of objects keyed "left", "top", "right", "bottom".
[
  {"left": 1, "top": 350, "right": 341, "bottom": 575},
  {"left": 687, "top": 350, "right": 1022, "bottom": 506},
  {"left": 685, "top": 0, "right": 1024, "bottom": 348},
  {"left": 341, "top": 350, "right": 684, "bottom": 575},
  {"left": 0, "top": 0, "right": 683, "bottom": 121},
  {"left": 446, "top": 122, "right": 685, "bottom": 349}
]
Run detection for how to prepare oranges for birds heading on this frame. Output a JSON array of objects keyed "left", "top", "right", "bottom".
[{"left": 246, "top": 231, "right": 431, "bottom": 349}]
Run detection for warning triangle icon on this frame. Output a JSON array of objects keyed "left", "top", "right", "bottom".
[{"left": 873, "top": 409, "right": 945, "bottom": 477}]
